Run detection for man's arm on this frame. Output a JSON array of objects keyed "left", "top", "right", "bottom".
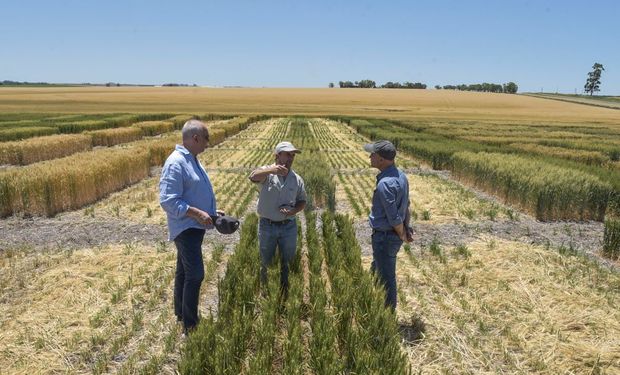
[
  {"left": 249, "top": 164, "right": 288, "bottom": 183},
  {"left": 159, "top": 162, "right": 190, "bottom": 218},
  {"left": 186, "top": 206, "right": 213, "bottom": 226},
  {"left": 393, "top": 223, "right": 406, "bottom": 241}
]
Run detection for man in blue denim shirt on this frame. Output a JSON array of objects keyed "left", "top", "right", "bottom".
[
  {"left": 364, "top": 140, "right": 413, "bottom": 311},
  {"left": 159, "top": 119, "right": 222, "bottom": 333}
]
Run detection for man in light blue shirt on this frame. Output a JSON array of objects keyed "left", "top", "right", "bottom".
[
  {"left": 159, "top": 119, "right": 220, "bottom": 333},
  {"left": 365, "top": 140, "right": 413, "bottom": 311}
]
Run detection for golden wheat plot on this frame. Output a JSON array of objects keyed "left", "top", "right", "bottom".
[{"left": 0, "top": 133, "right": 92, "bottom": 165}]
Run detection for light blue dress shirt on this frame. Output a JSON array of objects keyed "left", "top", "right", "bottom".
[
  {"left": 159, "top": 145, "right": 217, "bottom": 241},
  {"left": 369, "top": 164, "right": 410, "bottom": 231}
]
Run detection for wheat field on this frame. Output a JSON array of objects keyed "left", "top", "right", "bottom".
[
  {"left": 1, "top": 87, "right": 620, "bottom": 124},
  {"left": 1, "top": 89, "right": 619, "bottom": 374}
]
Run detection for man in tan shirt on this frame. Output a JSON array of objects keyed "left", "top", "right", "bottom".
[{"left": 249, "top": 141, "right": 307, "bottom": 294}]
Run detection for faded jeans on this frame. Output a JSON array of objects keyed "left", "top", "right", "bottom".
[
  {"left": 371, "top": 230, "right": 403, "bottom": 311},
  {"left": 259, "top": 217, "right": 297, "bottom": 290}
]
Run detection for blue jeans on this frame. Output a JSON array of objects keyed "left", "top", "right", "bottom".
[
  {"left": 259, "top": 218, "right": 297, "bottom": 290},
  {"left": 173, "top": 228, "right": 205, "bottom": 331},
  {"left": 371, "top": 230, "right": 403, "bottom": 311}
]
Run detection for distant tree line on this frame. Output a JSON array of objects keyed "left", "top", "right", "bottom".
[
  {"left": 0, "top": 80, "right": 51, "bottom": 86},
  {"left": 1, "top": 80, "right": 155, "bottom": 87},
  {"left": 382, "top": 81, "right": 427, "bottom": 89},
  {"left": 334, "top": 80, "right": 427, "bottom": 89},
  {"left": 437, "top": 82, "right": 518, "bottom": 94},
  {"left": 337, "top": 80, "right": 377, "bottom": 88},
  {"left": 162, "top": 83, "right": 198, "bottom": 87}
]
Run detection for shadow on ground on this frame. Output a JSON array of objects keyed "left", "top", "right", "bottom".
[{"left": 399, "top": 315, "right": 426, "bottom": 345}]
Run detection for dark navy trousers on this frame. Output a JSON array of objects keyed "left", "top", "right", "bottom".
[{"left": 173, "top": 228, "right": 206, "bottom": 331}]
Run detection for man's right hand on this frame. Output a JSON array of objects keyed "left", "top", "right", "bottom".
[
  {"left": 272, "top": 164, "right": 288, "bottom": 176},
  {"left": 187, "top": 207, "right": 213, "bottom": 226},
  {"left": 199, "top": 212, "right": 213, "bottom": 226},
  {"left": 249, "top": 164, "right": 288, "bottom": 183}
]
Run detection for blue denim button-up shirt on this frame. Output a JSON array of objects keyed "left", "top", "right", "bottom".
[
  {"left": 159, "top": 145, "right": 217, "bottom": 241},
  {"left": 369, "top": 164, "right": 410, "bottom": 231}
]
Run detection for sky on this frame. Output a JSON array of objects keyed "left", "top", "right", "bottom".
[{"left": 1, "top": 0, "right": 619, "bottom": 94}]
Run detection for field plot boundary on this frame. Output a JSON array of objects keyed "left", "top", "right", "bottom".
[{"left": 525, "top": 93, "right": 620, "bottom": 111}]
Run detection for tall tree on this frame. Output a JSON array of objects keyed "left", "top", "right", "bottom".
[
  {"left": 584, "top": 63, "right": 604, "bottom": 96},
  {"left": 504, "top": 82, "right": 518, "bottom": 94}
]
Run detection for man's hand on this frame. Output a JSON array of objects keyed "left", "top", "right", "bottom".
[
  {"left": 187, "top": 207, "right": 213, "bottom": 226},
  {"left": 405, "top": 225, "right": 414, "bottom": 243},
  {"left": 272, "top": 164, "right": 288, "bottom": 176},
  {"left": 249, "top": 164, "right": 288, "bottom": 183},
  {"left": 279, "top": 207, "right": 295, "bottom": 216},
  {"left": 197, "top": 211, "right": 213, "bottom": 226},
  {"left": 394, "top": 223, "right": 407, "bottom": 242},
  {"left": 216, "top": 210, "right": 226, "bottom": 216}
]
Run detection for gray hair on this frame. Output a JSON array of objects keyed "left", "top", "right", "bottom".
[{"left": 181, "top": 119, "right": 208, "bottom": 141}]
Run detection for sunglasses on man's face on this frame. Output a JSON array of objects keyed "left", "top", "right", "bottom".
[{"left": 194, "top": 134, "right": 209, "bottom": 143}]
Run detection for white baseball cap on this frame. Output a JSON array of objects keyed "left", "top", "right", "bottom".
[{"left": 274, "top": 141, "right": 301, "bottom": 154}]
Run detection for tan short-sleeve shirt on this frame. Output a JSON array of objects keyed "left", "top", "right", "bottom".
[{"left": 256, "top": 169, "right": 307, "bottom": 221}]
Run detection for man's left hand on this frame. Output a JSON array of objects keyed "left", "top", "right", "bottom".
[
  {"left": 280, "top": 207, "right": 295, "bottom": 216},
  {"left": 405, "top": 226, "right": 414, "bottom": 243}
]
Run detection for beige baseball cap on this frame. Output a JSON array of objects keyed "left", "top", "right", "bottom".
[{"left": 274, "top": 141, "right": 301, "bottom": 154}]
